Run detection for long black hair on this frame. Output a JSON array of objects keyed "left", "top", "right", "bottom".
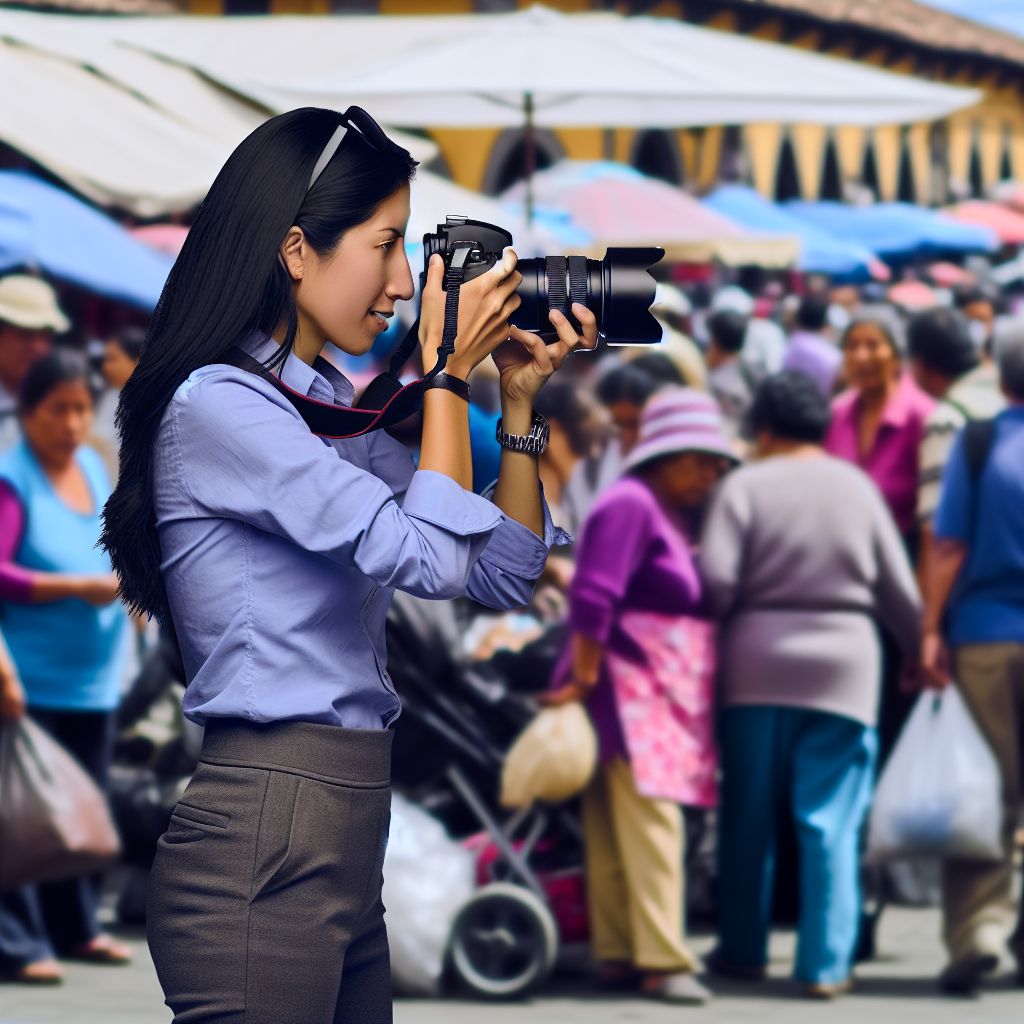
[{"left": 101, "top": 108, "right": 417, "bottom": 622}]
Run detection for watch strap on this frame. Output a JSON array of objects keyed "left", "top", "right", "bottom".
[
  {"left": 422, "top": 372, "right": 471, "bottom": 403},
  {"left": 495, "top": 411, "right": 550, "bottom": 455}
]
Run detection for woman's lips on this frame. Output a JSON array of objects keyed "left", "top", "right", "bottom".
[{"left": 369, "top": 310, "right": 393, "bottom": 332}]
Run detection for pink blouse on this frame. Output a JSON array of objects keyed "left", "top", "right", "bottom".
[{"left": 825, "top": 374, "right": 934, "bottom": 538}]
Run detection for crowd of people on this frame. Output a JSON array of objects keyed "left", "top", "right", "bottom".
[{"left": 0, "top": 263, "right": 1022, "bottom": 1005}]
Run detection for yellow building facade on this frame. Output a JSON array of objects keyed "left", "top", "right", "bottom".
[{"left": 183, "top": 0, "right": 1024, "bottom": 205}]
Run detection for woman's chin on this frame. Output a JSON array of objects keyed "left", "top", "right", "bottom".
[{"left": 327, "top": 328, "right": 379, "bottom": 358}]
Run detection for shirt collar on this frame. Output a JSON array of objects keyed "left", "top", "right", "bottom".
[
  {"left": 238, "top": 332, "right": 355, "bottom": 408},
  {"left": 877, "top": 373, "right": 918, "bottom": 429}
]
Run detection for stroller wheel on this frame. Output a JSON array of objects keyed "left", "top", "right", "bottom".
[{"left": 448, "top": 882, "right": 558, "bottom": 999}]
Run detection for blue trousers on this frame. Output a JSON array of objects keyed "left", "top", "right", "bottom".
[{"left": 716, "top": 706, "right": 877, "bottom": 985}]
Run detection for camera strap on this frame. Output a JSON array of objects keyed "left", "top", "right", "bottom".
[{"left": 224, "top": 243, "right": 474, "bottom": 440}]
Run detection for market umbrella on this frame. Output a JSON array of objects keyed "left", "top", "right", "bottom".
[
  {"left": 943, "top": 201, "right": 1024, "bottom": 245},
  {"left": 888, "top": 280, "right": 938, "bottom": 311},
  {"left": 784, "top": 202, "right": 998, "bottom": 261},
  {"left": 926, "top": 261, "right": 975, "bottom": 288},
  {"left": 408, "top": 171, "right": 589, "bottom": 256},
  {"left": 287, "top": 5, "right": 979, "bottom": 127},
  {"left": 502, "top": 162, "right": 799, "bottom": 267},
  {"left": 281, "top": 5, "right": 978, "bottom": 223},
  {"left": 0, "top": 171, "right": 173, "bottom": 310},
  {"left": 703, "top": 185, "right": 889, "bottom": 282},
  {"left": 989, "top": 180, "right": 1024, "bottom": 212}
]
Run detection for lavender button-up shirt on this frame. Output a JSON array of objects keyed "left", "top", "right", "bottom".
[{"left": 153, "top": 333, "right": 566, "bottom": 730}]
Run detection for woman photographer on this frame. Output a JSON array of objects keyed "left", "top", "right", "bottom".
[{"left": 101, "top": 107, "right": 593, "bottom": 1023}]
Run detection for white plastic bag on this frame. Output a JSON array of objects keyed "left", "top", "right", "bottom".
[
  {"left": 867, "top": 688, "right": 1003, "bottom": 862},
  {"left": 500, "top": 703, "right": 597, "bottom": 809},
  {"left": 383, "top": 793, "right": 475, "bottom": 996}
]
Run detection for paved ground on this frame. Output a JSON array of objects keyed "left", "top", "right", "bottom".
[{"left": 1, "top": 904, "right": 1022, "bottom": 1023}]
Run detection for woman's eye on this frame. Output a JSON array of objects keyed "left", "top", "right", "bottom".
[{"left": 380, "top": 240, "right": 394, "bottom": 255}]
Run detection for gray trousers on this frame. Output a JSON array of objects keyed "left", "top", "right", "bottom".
[{"left": 147, "top": 718, "right": 393, "bottom": 1023}]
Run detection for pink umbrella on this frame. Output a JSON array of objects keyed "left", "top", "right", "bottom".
[
  {"left": 943, "top": 201, "right": 1024, "bottom": 245},
  {"left": 990, "top": 181, "right": 1024, "bottom": 212},
  {"left": 132, "top": 224, "right": 189, "bottom": 257},
  {"left": 888, "top": 280, "right": 937, "bottom": 310},
  {"left": 926, "top": 261, "right": 974, "bottom": 288},
  {"left": 503, "top": 162, "right": 798, "bottom": 267}
]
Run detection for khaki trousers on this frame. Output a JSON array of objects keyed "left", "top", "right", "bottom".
[
  {"left": 581, "top": 757, "right": 696, "bottom": 972},
  {"left": 943, "top": 643, "right": 1024, "bottom": 963}
]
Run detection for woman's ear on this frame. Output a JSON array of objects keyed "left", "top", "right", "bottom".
[{"left": 280, "top": 227, "right": 306, "bottom": 281}]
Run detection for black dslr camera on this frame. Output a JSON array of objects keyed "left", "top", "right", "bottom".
[{"left": 423, "top": 216, "right": 665, "bottom": 346}]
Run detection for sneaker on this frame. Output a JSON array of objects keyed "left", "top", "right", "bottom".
[
  {"left": 938, "top": 951, "right": 1000, "bottom": 995},
  {"left": 804, "top": 978, "right": 853, "bottom": 1000},
  {"left": 640, "top": 971, "right": 712, "bottom": 1005}
]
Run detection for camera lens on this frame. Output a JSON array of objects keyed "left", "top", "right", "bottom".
[{"left": 510, "top": 247, "right": 665, "bottom": 346}]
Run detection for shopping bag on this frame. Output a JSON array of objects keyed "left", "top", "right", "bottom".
[
  {"left": 500, "top": 703, "right": 597, "bottom": 809},
  {"left": 867, "top": 688, "right": 1002, "bottom": 863},
  {"left": 0, "top": 716, "right": 121, "bottom": 891},
  {"left": 383, "top": 794, "right": 475, "bottom": 996}
]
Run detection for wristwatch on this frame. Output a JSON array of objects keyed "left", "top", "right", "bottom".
[
  {"left": 422, "top": 372, "right": 470, "bottom": 403},
  {"left": 495, "top": 411, "right": 550, "bottom": 456}
]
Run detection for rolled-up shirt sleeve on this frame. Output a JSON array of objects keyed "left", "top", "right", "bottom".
[
  {"left": 170, "top": 373, "right": 507, "bottom": 600},
  {"left": 367, "top": 431, "right": 570, "bottom": 610},
  {"left": 465, "top": 481, "right": 572, "bottom": 609}
]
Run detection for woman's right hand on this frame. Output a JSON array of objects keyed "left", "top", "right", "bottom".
[
  {"left": 75, "top": 573, "right": 121, "bottom": 607},
  {"left": 0, "top": 669, "right": 25, "bottom": 721},
  {"left": 418, "top": 249, "right": 523, "bottom": 379},
  {"left": 920, "top": 630, "right": 953, "bottom": 691}
]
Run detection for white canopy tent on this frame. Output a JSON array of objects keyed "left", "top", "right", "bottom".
[
  {"left": 0, "top": 9, "right": 436, "bottom": 216},
  {"left": 0, "top": 35, "right": 248, "bottom": 216}
]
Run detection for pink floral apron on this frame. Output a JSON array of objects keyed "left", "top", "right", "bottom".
[{"left": 604, "top": 611, "right": 718, "bottom": 807}]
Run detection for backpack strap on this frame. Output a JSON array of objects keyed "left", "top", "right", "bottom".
[
  {"left": 963, "top": 418, "right": 996, "bottom": 486},
  {"left": 961, "top": 417, "right": 997, "bottom": 543}
]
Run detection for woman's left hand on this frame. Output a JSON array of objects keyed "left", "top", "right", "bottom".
[
  {"left": 492, "top": 302, "right": 598, "bottom": 405},
  {"left": 0, "top": 670, "right": 26, "bottom": 721}
]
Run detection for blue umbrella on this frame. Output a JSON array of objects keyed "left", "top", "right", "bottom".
[
  {"left": 0, "top": 171, "right": 173, "bottom": 311},
  {"left": 703, "top": 185, "right": 884, "bottom": 282},
  {"left": 784, "top": 201, "right": 998, "bottom": 261}
]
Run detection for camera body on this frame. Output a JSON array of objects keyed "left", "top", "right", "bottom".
[
  {"left": 423, "top": 217, "right": 515, "bottom": 287},
  {"left": 422, "top": 216, "right": 664, "bottom": 346}
]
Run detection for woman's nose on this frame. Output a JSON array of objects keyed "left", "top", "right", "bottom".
[{"left": 388, "top": 258, "right": 416, "bottom": 302}]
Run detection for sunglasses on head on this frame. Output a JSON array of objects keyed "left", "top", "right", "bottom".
[{"left": 307, "top": 106, "right": 390, "bottom": 192}]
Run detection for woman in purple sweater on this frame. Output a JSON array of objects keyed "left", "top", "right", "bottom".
[{"left": 544, "top": 388, "right": 737, "bottom": 1005}]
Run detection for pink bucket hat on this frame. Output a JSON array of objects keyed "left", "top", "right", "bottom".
[{"left": 623, "top": 387, "right": 739, "bottom": 473}]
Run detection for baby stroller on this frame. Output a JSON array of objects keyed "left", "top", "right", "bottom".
[{"left": 386, "top": 593, "right": 585, "bottom": 999}]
